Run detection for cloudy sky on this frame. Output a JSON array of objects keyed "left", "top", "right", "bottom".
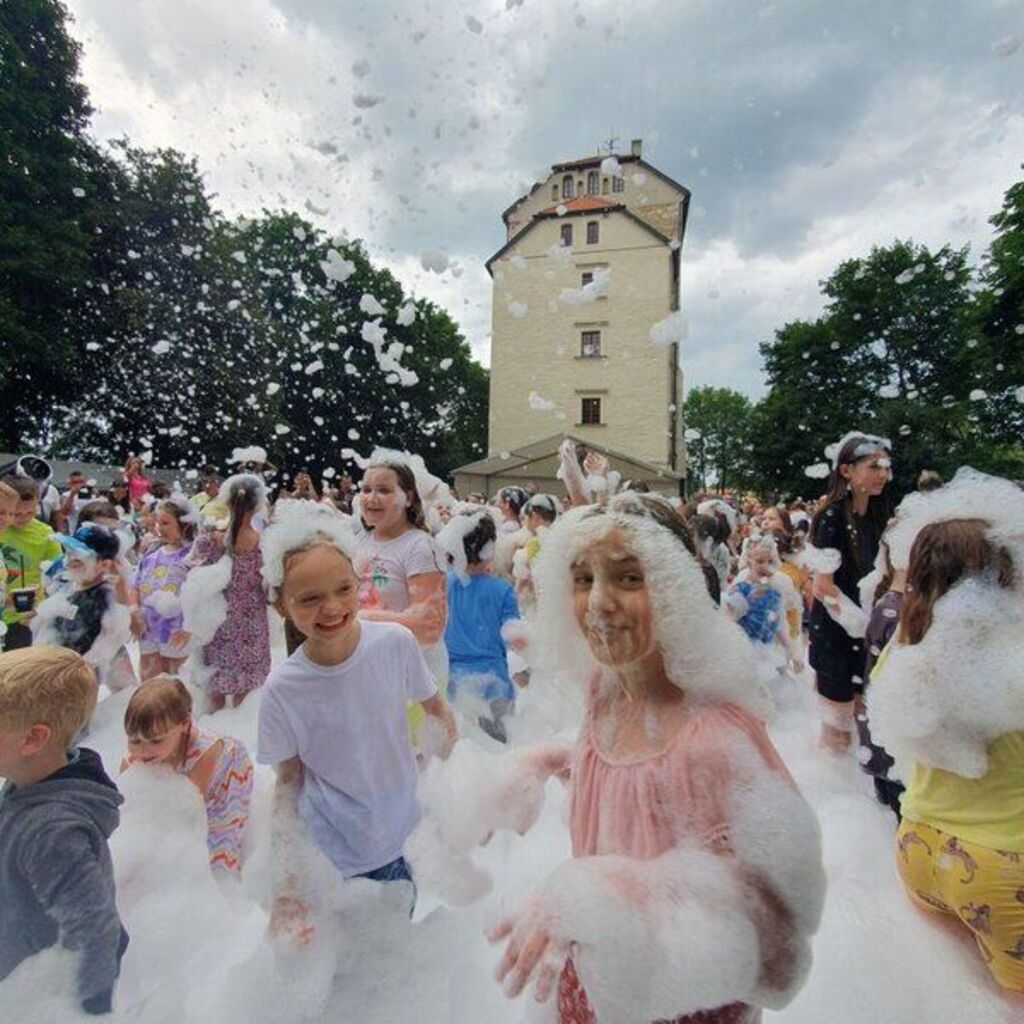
[{"left": 65, "top": 0, "right": 1024, "bottom": 397}]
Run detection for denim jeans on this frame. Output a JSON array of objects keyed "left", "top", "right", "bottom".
[{"left": 355, "top": 856, "right": 416, "bottom": 914}]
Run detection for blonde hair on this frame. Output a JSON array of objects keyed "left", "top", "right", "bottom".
[
  {"left": 0, "top": 480, "right": 17, "bottom": 506},
  {"left": 124, "top": 676, "right": 192, "bottom": 739},
  {"left": 0, "top": 646, "right": 97, "bottom": 747}
]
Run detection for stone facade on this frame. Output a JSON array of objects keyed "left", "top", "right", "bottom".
[{"left": 486, "top": 146, "right": 690, "bottom": 474}]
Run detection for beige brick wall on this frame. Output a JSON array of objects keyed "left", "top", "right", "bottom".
[{"left": 489, "top": 210, "right": 680, "bottom": 469}]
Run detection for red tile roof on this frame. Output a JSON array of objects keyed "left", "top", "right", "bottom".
[{"left": 537, "top": 196, "right": 621, "bottom": 216}]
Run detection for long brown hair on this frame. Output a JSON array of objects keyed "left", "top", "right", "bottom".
[
  {"left": 811, "top": 434, "right": 892, "bottom": 574},
  {"left": 898, "top": 519, "right": 1014, "bottom": 645}
]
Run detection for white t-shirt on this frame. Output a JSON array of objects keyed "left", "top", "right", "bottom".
[{"left": 256, "top": 620, "right": 437, "bottom": 876}]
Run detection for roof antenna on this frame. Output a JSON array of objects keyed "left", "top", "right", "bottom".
[{"left": 599, "top": 130, "right": 619, "bottom": 156}]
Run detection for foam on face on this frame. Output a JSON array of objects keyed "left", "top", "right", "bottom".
[{"left": 531, "top": 495, "right": 773, "bottom": 719}]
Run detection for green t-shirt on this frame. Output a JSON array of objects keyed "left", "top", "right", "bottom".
[{"left": 1, "top": 519, "right": 62, "bottom": 624}]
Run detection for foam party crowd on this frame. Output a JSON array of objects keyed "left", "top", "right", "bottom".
[{"left": 0, "top": 436, "right": 1022, "bottom": 1024}]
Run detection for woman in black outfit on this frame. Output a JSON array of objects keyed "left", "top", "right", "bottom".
[{"left": 809, "top": 432, "right": 893, "bottom": 752}]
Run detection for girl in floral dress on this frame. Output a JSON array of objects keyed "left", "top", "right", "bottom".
[{"left": 179, "top": 475, "right": 270, "bottom": 711}]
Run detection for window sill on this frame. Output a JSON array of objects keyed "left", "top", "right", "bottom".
[
  {"left": 574, "top": 422, "right": 606, "bottom": 427},
  {"left": 576, "top": 354, "right": 607, "bottom": 360}
]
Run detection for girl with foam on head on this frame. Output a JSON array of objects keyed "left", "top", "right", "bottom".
[
  {"left": 867, "top": 470, "right": 1024, "bottom": 992},
  {"left": 131, "top": 496, "right": 196, "bottom": 681},
  {"left": 487, "top": 492, "right": 825, "bottom": 1024},
  {"left": 256, "top": 502, "right": 457, "bottom": 940},
  {"left": 724, "top": 533, "right": 804, "bottom": 675},
  {"left": 122, "top": 676, "right": 253, "bottom": 876},
  {"left": 807, "top": 431, "right": 893, "bottom": 752},
  {"left": 353, "top": 452, "right": 449, "bottom": 740},
  {"left": 177, "top": 474, "right": 271, "bottom": 712}
]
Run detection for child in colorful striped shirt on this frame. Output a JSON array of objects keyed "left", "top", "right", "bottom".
[{"left": 122, "top": 676, "right": 253, "bottom": 875}]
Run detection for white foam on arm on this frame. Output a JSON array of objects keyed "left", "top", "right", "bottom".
[{"left": 493, "top": 752, "right": 824, "bottom": 1019}]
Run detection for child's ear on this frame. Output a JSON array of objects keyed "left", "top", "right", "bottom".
[
  {"left": 24, "top": 722, "right": 53, "bottom": 755},
  {"left": 274, "top": 594, "right": 288, "bottom": 618}
]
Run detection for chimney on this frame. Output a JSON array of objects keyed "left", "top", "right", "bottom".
[{"left": 630, "top": 138, "right": 642, "bottom": 158}]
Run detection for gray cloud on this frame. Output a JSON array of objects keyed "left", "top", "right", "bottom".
[{"left": 67, "top": 0, "right": 1024, "bottom": 395}]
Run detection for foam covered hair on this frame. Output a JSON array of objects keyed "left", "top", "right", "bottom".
[
  {"left": 364, "top": 447, "right": 451, "bottom": 508},
  {"left": 217, "top": 472, "right": 268, "bottom": 507},
  {"left": 260, "top": 500, "right": 358, "bottom": 602},
  {"left": 531, "top": 492, "right": 772, "bottom": 718},
  {"left": 825, "top": 430, "right": 891, "bottom": 469},
  {"left": 435, "top": 508, "right": 496, "bottom": 584},
  {"left": 885, "top": 466, "right": 1024, "bottom": 573}
]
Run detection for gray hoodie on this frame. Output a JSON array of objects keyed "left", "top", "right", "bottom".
[{"left": 0, "top": 747, "right": 128, "bottom": 1013}]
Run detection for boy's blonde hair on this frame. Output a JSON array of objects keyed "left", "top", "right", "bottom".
[
  {"left": 0, "top": 646, "right": 98, "bottom": 747},
  {"left": 0, "top": 480, "right": 17, "bottom": 506}
]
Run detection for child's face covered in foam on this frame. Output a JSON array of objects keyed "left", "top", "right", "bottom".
[
  {"left": 359, "top": 467, "right": 409, "bottom": 533},
  {"left": 278, "top": 542, "right": 360, "bottom": 648},
  {"left": 571, "top": 527, "right": 656, "bottom": 668}
]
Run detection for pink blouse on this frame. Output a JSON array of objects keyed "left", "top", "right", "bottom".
[{"left": 570, "top": 694, "right": 792, "bottom": 861}]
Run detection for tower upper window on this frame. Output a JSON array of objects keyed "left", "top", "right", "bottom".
[
  {"left": 580, "top": 330, "right": 601, "bottom": 358},
  {"left": 586, "top": 170, "right": 599, "bottom": 195},
  {"left": 562, "top": 175, "right": 574, "bottom": 199},
  {"left": 581, "top": 396, "right": 602, "bottom": 424},
  {"left": 551, "top": 184, "right": 558, "bottom": 200}
]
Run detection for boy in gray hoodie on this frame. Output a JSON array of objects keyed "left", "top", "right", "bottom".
[{"left": 0, "top": 646, "right": 128, "bottom": 1014}]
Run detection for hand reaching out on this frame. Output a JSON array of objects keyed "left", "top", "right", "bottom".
[{"left": 488, "top": 895, "right": 572, "bottom": 1003}]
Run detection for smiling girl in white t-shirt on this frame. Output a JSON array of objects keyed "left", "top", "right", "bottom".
[{"left": 257, "top": 505, "right": 457, "bottom": 944}]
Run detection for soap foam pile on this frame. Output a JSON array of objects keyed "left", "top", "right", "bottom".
[{"left": 0, "top": 622, "right": 1018, "bottom": 1023}]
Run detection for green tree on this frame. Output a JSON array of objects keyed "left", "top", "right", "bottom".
[
  {"left": 682, "top": 386, "right": 755, "bottom": 493},
  {"left": 750, "top": 240, "right": 997, "bottom": 497},
  {"left": 0, "top": 0, "right": 96, "bottom": 449},
  {"left": 973, "top": 178, "right": 1024, "bottom": 475}
]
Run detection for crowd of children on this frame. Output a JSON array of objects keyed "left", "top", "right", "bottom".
[{"left": 0, "top": 436, "right": 1021, "bottom": 1019}]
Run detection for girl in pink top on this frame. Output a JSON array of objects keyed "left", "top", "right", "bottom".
[
  {"left": 122, "top": 455, "right": 151, "bottom": 509},
  {"left": 488, "top": 493, "right": 825, "bottom": 1024}
]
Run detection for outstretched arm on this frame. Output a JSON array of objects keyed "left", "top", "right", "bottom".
[{"left": 359, "top": 571, "right": 446, "bottom": 645}]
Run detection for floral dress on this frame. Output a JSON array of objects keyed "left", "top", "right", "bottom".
[{"left": 190, "top": 533, "right": 270, "bottom": 697}]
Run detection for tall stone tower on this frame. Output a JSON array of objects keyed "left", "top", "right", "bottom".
[{"left": 485, "top": 139, "right": 690, "bottom": 473}]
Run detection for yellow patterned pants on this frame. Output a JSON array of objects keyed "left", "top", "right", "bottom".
[{"left": 896, "top": 819, "right": 1024, "bottom": 990}]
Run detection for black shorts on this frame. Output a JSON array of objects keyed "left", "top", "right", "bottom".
[{"left": 816, "top": 671, "right": 862, "bottom": 704}]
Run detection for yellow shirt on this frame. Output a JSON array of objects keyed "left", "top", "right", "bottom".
[
  {"left": 901, "top": 732, "right": 1024, "bottom": 853},
  {"left": 875, "top": 642, "right": 1024, "bottom": 852}
]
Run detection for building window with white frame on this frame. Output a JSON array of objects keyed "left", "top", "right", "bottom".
[
  {"left": 611, "top": 175, "right": 625, "bottom": 193},
  {"left": 562, "top": 174, "right": 574, "bottom": 198},
  {"left": 586, "top": 170, "right": 599, "bottom": 194}
]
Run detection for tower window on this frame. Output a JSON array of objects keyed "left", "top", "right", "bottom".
[
  {"left": 586, "top": 221, "right": 599, "bottom": 245},
  {"left": 581, "top": 271, "right": 593, "bottom": 286},
  {"left": 581, "top": 397, "right": 602, "bottom": 424},
  {"left": 551, "top": 184, "right": 558, "bottom": 200},
  {"left": 612, "top": 175, "right": 625, "bottom": 193},
  {"left": 602, "top": 177, "right": 609, "bottom": 193},
  {"left": 560, "top": 223, "right": 573, "bottom": 247},
  {"left": 580, "top": 330, "right": 601, "bottom": 358},
  {"left": 586, "top": 170, "right": 599, "bottom": 194},
  {"left": 562, "top": 175, "right": 574, "bottom": 199}
]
